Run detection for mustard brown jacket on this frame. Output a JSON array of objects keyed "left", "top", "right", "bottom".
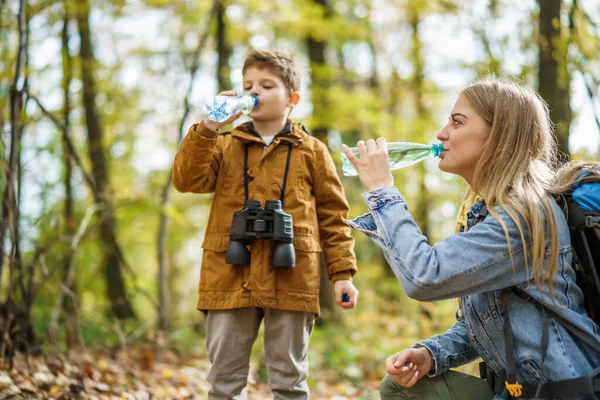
[{"left": 173, "top": 121, "right": 357, "bottom": 314}]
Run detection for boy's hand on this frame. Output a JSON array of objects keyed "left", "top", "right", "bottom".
[
  {"left": 334, "top": 280, "right": 358, "bottom": 309},
  {"left": 203, "top": 90, "right": 244, "bottom": 131},
  {"left": 385, "top": 347, "right": 433, "bottom": 388}
]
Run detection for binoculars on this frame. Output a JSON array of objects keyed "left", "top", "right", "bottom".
[{"left": 225, "top": 200, "right": 295, "bottom": 267}]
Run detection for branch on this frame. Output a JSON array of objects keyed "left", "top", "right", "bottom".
[
  {"left": 573, "top": 0, "right": 600, "bottom": 37},
  {"left": 49, "top": 204, "right": 97, "bottom": 339},
  {"left": 24, "top": 242, "right": 54, "bottom": 310},
  {"left": 469, "top": 2, "right": 502, "bottom": 76},
  {"left": 31, "top": 96, "right": 159, "bottom": 310},
  {"left": 155, "top": 0, "right": 220, "bottom": 330},
  {"left": 28, "top": 96, "right": 99, "bottom": 200},
  {"left": 111, "top": 235, "right": 159, "bottom": 309},
  {"left": 178, "top": 0, "right": 221, "bottom": 142}
]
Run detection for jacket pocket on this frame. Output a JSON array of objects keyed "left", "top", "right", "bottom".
[
  {"left": 276, "top": 235, "right": 321, "bottom": 295},
  {"left": 473, "top": 291, "right": 499, "bottom": 321},
  {"left": 294, "top": 234, "right": 322, "bottom": 252},
  {"left": 519, "top": 358, "right": 542, "bottom": 384},
  {"left": 199, "top": 234, "right": 244, "bottom": 292},
  {"left": 201, "top": 235, "right": 230, "bottom": 252}
]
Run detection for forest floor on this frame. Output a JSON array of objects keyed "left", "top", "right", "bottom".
[{"left": 0, "top": 347, "right": 382, "bottom": 399}]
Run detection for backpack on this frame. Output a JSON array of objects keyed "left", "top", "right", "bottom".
[
  {"left": 563, "top": 168, "right": 600, "bottom": 325},
  {"left": 485, "top": 164, "right": 600, "bottom": 399}
]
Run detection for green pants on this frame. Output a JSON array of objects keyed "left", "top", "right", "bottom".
[{"left": 380, "top": 370, "right": 495, "bottom": 400}]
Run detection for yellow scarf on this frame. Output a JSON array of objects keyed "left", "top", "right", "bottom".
[
  {"left": 455, "top": 191, "right": 484, "bottom": 234},
  {"left": 455, "top": 191, "right": 483, "bottom": 317}
]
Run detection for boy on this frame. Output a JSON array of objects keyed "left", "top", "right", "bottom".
[{"left": 173, "top": 49, "right": 358, "bottom": 399}]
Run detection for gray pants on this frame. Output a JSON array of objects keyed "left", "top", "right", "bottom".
[
  {"left": 206, "top": 307, "right": 315, "bottom": 400},
  {"left": 380, "top": 370, "right": 494, "bottom": 400}
]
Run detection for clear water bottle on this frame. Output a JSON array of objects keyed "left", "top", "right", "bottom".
[
  {"left": 205, "top": 92, "right": 259, "bottom": 123},
  {"left": 341, "top": 142, "right": 444, "bottom": 176}
]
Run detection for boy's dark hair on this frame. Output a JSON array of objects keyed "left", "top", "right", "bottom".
[{"left": 242, "top": 49, "right": 301, "bottom": 94}]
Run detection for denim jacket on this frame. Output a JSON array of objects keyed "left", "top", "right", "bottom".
[{"left": 347, "top": 186, "right": 600, "bottom": 398}]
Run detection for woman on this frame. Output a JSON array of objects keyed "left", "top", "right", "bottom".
[{"left": 343, "top": 77, "right": 600, "bottom": 399}]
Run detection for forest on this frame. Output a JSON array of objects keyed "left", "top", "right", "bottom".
[{"left": 1, "top": 0, "right": 599, "bottom": 398}]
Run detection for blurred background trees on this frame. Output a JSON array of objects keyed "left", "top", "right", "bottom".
[{"left": 0, "top": 0, "right": 599, "bottom": 381}]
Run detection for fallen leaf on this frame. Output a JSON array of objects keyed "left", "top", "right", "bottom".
[{"left": 0, "top": 373, "right": 13, "bottom": 389}]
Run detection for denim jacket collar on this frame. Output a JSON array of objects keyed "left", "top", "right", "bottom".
[{"left": 467, "top": 200, "right": 488, "bottom": 231}]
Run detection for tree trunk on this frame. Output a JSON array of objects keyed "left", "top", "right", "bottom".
[
  {"left": 409, "top": 9, "right": 430, "bottom": 239},
  {"left": 0, "top": 0, "right": 28, "bottom": 302},
  {"left": 76, "top": 0, "right": 135, "bottom": 319},
  {"left": 538, "top": 0, "right": 571, "bottom": 159},
  {"left": 0, "top": 121, "right": 4, "bottom": 257},
  {"left": 306, "top": 0, "right": 339, "bottom": 325},
  {"left": 60, "top": 1, "right": 80, "bottom": 346},
  {"left": 216, "top": 0, "right": 231, "bottom": 92},
  {"left": 306, "top": 0, "right": 330, "bottom": 139},
  {"left": 0, "top": 0, "right": 39, "bottom": 361},
  {"left": 408, "top": 4, "right": 434, "bottom": 334}
]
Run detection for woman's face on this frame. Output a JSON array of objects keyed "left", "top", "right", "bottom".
[{"left": 436, "top": 96, "right": 491, "bottom": 185}]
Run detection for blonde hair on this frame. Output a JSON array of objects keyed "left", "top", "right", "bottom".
[
  {"left": 550, "top": 161, "right": 600, "bottom": 195},
  {"left": 460, "top": 77, "right": 560, "bottom": 295},
  {"left": 242, "top": 49, "right": 301, "bottom": 94}
]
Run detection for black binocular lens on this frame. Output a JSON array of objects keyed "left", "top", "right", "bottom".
[
  {"left": 245, "top": 200, "right": 260, "bottom": 210},
  {"left": 265, "top": 200, "right": 282, "bottom": 211}
]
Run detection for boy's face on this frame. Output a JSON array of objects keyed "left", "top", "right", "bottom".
[{"left": 243, "top": 66, "right": 297, "bottom": 122}]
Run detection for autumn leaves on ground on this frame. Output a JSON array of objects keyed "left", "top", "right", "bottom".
[
  {"left": 0, "top": 295, "right": 472, "bottom": 399},
  {"left": 0, "top": 345, "right": 381, "bottom": 399}
]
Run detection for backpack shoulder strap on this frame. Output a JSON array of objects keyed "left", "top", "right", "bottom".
[
  {"left": 511, "top": 287, "right": 600, "bottom": 353},
  {"left": 568, "top": 197, "right": 588, "bottom": 231},
  {"left": 543, "top": 304, "right": 600, "bottom": 353},
  {"left": 501, "top": 289, "right": 600, "bottom": 399}
]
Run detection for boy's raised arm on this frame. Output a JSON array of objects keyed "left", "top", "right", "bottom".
[{"left": 172, "top": 121, "right": 223, "bottom": 194}]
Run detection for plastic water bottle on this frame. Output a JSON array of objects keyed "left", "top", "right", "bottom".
[
  {"left": 341, "top": 142, "right": 444, "bottom": 176},
  {"left": 205, "top": 92, "right": 259, "bottom": 123}
]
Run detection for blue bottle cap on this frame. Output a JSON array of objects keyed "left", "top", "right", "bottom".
[
  {"left": 432, "top": 143, "right": 444, "bottom": 157},
  {"left": 251, "top": 94, "right": 259, "bottom": 106}
]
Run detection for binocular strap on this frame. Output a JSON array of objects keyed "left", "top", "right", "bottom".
[{"left": 244, "top": 142, "right": 293, "bottom": 207}]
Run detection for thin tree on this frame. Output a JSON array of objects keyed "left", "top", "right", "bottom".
[
  {"left": 156, "top": 1, "right": 219, "bottom": 331},
  {"left": 538, "top": 0, "right": 571, "bottom": 159},
  {"left": 407, "top": 1, "right": 435, "bottom": 334},
  {"left": 216, "top": 0, "right": 231, "bottom": 92},
  {"left": 58, "top": 0, "right": 80, "bottom": 346},
  {"left": 75, "top": 0, "right": 135, "bottom": 319},
  {"left": 0, "top": 0, "right": 37, "bottom": 361}
]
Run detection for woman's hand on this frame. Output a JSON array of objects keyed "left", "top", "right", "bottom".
[
  {"left": 384, "top": 347, "right": 433, "bottom": 388},
  {"left": 203, "top": 90, "right": 243, "bottom": 131},
  {"left": 341, "top": 138, "right": 394, "bottom": 192}
]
